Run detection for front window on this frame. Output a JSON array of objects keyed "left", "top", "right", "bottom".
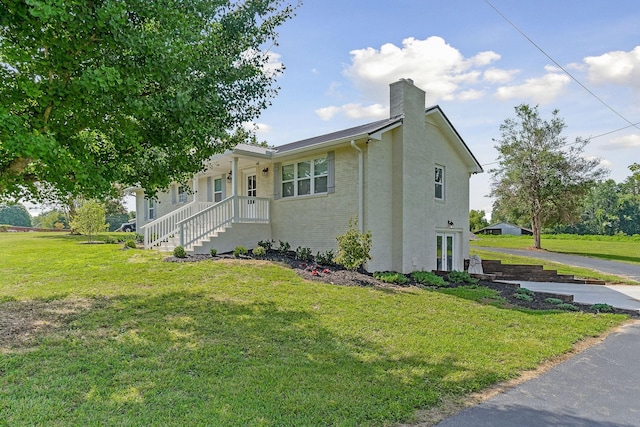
[
  {"left": 282, "top": 156, "right": 328, "bottom": 198},
  {"left": 214, "top": 178, "right": 222, "bottom": 202},
  {"left": 178, "top": 186, "right": 188, "bottom": 204},
  {"left": 435, "top": 165, "right": 444, "bottom": 200},
  {"left": 148, "top": 199, "right": 156, "bottom": 220}
]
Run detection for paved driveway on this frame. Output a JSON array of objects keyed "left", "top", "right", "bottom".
[
  {"left": 436, "top": 321, "right": 640, "bottom": 426},
  {"left": 473, "top": 246, "right": 640, "bottom": 283}
]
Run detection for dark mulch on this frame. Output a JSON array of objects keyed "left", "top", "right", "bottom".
[{"left": 165, "top": 251, "right": 639, "bottom": 318}]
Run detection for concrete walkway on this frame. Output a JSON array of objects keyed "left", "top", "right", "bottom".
[
  {"left": 474, "top": 246, "right": 640, "bottom": 283},
  {"left": 506, "top": 280, "right": 640, "bottom": 312},
  {"left": 436, "top": 321, "right": 640, "bottom": 427}
]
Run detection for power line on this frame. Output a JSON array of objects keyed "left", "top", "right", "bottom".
[{"left": 484, "top": 0, "right": 640, "bottom": 130}]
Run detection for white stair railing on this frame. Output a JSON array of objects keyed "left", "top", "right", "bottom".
[
  {"left": 142, "top": 201, "right": 214, "bottom": 249},
  {"left": 178, "top": 197, "right": 234, "bottom": 249}
]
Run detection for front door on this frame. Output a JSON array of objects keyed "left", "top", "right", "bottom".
[
  {"left": 244, "top": 172, "right": 257, "bottom": 218},
  {"left": 436, "top": 233, "right": 455, "bottom": 271}
]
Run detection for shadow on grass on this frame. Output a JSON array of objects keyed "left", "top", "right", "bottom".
[{"left": 1, "top": 291, "right": 504, "bottom": 426}]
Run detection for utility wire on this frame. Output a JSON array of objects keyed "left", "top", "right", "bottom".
[{"left": 484, "top": 0, "right": 640, "bottom": 130}]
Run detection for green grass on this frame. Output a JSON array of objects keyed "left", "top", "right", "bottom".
[
  {"left": 0, "top": 232, "right": 629, "bottom": 426},
  {"left": 471, "top": 234, "right": 640, "bottom": 284}
]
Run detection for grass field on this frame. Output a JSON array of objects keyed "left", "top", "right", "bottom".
[
  {"left": 0, "top": 232, "right": 629, "bottom": 426},
  {"left": 471, "top": 234, "right": 640, "bottom": 284}
]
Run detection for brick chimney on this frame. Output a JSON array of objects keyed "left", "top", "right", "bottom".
[{"left": 389, "top": 78, "right": 425, "bottom": 119}]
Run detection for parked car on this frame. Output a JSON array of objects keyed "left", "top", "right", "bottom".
[{"left": 116, "top": 220, "right": 136, "bottom": 232}]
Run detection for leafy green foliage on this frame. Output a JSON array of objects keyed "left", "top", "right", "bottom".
[
  {"left": 0, "top": 203, "right": 31, "bottom": 226},
  {"left": 513, "top": 288, "right": 534, "bottom": 302},
  {"left": 447, "top": 270, "right": 478, "bottom": 285},
  {"left": 0, "top": 0, "right": 297, "bottom": 202},
  {"left": 69, "top": 200, "right": 108, "bottom": 242},
  {"left": 556, "top": 303, "right": 579, "bottom": 311},
  {"left": 173, "top": 246, "right": 187, "bottom": 258},
  {"left": 490, "top": 104, "right": 606, "bottom": 248},
  {"left": 545, "top": 298, "right": 564, "bottom": 305},
  {"left": 469, "top": 209, "right": 489, "bottom": 232},
  {"left": 315, "top": 250, "right": 335, "bottom": 266},
  {"left": 209, "top": 248, "right": 217, "bottom": 257},
  {"left": 591, "top": 303, "right": 614, "bottom": 313},
  {"left": 373, "top": 272, "right": 408, "bottom": 285},
  {"left": 295, "top": 246, "right": 312, "bottom": 261},
  {"left": 411, "top": 271, "right": 447, "bottom": 287},
  {"left": 277, "top": 240, "right": 290, "bottom": 254},
  {"left": 335, "top": 217, "right": 372, "bottom": 271},
  {"left": 233, "top": 246, "right": 248, "bottom": 258},
  {"left": 252, "top": 246, "right": 266, "bottom": 257},
  {"left": 257, "top": 239, "right": 275, "bottom": 251},
  {"left": 125, "top": 239, "right": 137, "bottom": 249}
]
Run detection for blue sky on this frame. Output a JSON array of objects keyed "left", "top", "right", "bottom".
[{"left": 253, "top": 0, "right": 640, "bottom": 217}]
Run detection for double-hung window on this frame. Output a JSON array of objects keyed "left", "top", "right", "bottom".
[
  {"left": 435, "top": 165, "right": 444, "bottom": 200},
  {"left": 282, "top": 157, "right": 328, "bottom": 198}
]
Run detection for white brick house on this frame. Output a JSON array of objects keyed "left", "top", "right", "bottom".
[{"left": 132, "top": 79, "right": 483, "bottom": 273}]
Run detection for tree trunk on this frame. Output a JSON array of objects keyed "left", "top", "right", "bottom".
[{"left": 532, "top": 212, "right": 542, "bottom": 249}]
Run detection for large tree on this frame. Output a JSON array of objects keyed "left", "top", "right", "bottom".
[
  {"left": 490, "top": 104, "right": 606, "bottom": 248},
  {"left": 0, "top": 202, "right": 31, "bottom": 226},
  {"left": 0, "top": 0, "right": 297, "bottom": 202}
]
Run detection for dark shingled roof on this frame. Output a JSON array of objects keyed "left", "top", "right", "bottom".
[{"left": 275, "top": 116, "right": 403, "bottom": 153}]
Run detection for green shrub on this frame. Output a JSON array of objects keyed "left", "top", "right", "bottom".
[
  {"left": 252, "top": 246, "right": 266, "bottom": 257},
  {"left": 257, "top": 239, "right": 275, "bottom": 251},
  {"left": 590, "top": 303, "right": 614, "bottom": 313},
  {"left": 277, "top": 240, "right": 290, "bottom": 254},
  {"left": 315, "top": 250, "right": 335, "bottom": 266},
  {"left": 513, "top": 293, "right": 533, "bottom": 302},
  {"left": 515, "top": 287, "right": 534, "bottom": 296},
  {"left": 556, "top": 303, "right": 579, "bottom": 311},
  {"left": 125, "top": 239, "right": 137, "bottom": 249},
  {"left": 233, "top": 246, "right": 248, "bottom": 258},
  {"left": 374, "top": 271, "right": 408, "bottom": 285},
  {"left": 295, "top": 246, "right": 313, "bottom": 261},
  {"left": 173, "top": 246, "right": 187, "bottom": 258},
  {"left": 0, "top": 224, "right": 10, "bottom": 232},
  {"left": 447, "top": 270, "right": 478, "bottom": 285},
  {"left": 210, "top": 248, "right": 217, "bottom": 257},
  {"left": 411, "top": 271, "right": 447, "bottom": 287},
  {"left": 335, "top": 217, "right": 372, "bottom": 271},
  {"left": 103, "top": 236, "right": 117, "bottom": 244},
  {"left": 545, "top": 297, "right": 564, "bottom": 305},
  {"left": 134, "top": 233, "right": 144, "bottom": 243}
]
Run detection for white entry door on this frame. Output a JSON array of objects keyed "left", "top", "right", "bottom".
[
  {"left": 244, "top": 172, "right": 257, "bottom": 219},
  {"left": 436, "top": 233, "right": 455, "bottom": 271}
]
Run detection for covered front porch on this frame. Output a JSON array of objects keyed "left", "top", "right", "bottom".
[{"left": 141, "top": 144, "right": 275, "bottom": 252}]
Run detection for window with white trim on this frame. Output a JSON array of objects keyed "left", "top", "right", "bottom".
[
  {"left": 214, "top": 178, "right": 223, "bottom": 202},
  {"left": 178, "top": 185, "right": 188, "bottom": 204},
  {"left": 435, "top": 165, "right": 444, "bottom": 200},
  {"left": 281, "top": 156, "right": 328, "bottom": 198},
  {"left": 148, "top": 199, "right": 156, "bottom": 220}
]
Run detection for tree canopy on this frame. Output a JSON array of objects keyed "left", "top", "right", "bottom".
[
  {"left": 0, "top": 0, "right": 297, "bottom": 202},
  {"left": 0, "top": 202, "right": 31, "bottom": 226},
  {"left": 490, "top": 104, "right": 606, "bottom": 248}
]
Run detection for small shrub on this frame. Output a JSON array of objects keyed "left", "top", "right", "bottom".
[
  {"left": 545, "top": 297, "right": 564, "bottom": 305},
  {"left": 277, "top": 240, "right": 290, "bottom": 254},
  {"left": 515, "top": 287, "right": 535, "bottom": 296},
  {"left": 125, "top": 239, "right": 137, "bottom": 249},
  {"left": 252, "top": 246, "right": 266, "bottom": 257},
  {"left": 447, "top": 270, "right": 478, "bottom": 285},
  {"left": 295, "top": 246, "right": 313, "bottom": 261},
  {"left": 374, "top": 271, "right": 408, "bottom": 285},
  {"left": 210, "top": 248, "right": 217, "bottom": 257},
  {"left": 103, "top": 236, "right": 117, "bottom": 244},
  {"left": 315, "top": 250, "right": 335, "bottom": 266},
  {"left": 257, "top": 239, "right": 275, "bottom": 251},
  {"left": 134, "top": 233, "right": 144, "bottom": 243},
  {"left": 591, "top": 303, "right": 614, "bottom": 313},
  {"left": 513, "top": 293, "right": 533, "bottom": 302},
  {"left": 173, "top": 246, "right": 187, "bottom": 258},
  {"left": 233, "top": 246, "right": 248, "bottom": 258},
  {"left": 412, "top": 271, "right": 447, "bottom": 287},
  {"left": 0, "top": 225, "right": 9, "bottom": 232},
  {"left": 335, "top": 217, "right": 372, "bottom": 271},
  {"left": 556, "top": 303, "right": 579, "bottom": 311}
]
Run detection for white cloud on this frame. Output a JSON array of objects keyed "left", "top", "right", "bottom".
[
  {"left": 344, "top": 36, "right": 503, "bottom": 104},
  {"left": 483, "top": 68, "right": 519, "bottom": 84},
  {"left": 458, "top": 89, "right": 485, "bottom": 101},
  {"left": 495, "top": 73, "right": 571, "bottom": 104},
  {"left": 584, "top": 46, "right": 640, "bottom": 89},
  {"left": 315, "top": 103, "right": 386, "bottom": 121},
  {"left": 603, "top": 134, "right": 640, "bottom": 150},
  {"left": 242, "top": 121, "right": 271, "bottom": 135}
]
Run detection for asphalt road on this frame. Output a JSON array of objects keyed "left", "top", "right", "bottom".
[
  {"left": 436, "top": 321, "right": 640, "bottom": 427},
  {"left": 473, "top": 246, "right": 640, "bottom": 283}
]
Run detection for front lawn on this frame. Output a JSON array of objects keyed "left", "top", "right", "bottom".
[{"left": 0, "top": 233, "right": 628, "bottom": 426}]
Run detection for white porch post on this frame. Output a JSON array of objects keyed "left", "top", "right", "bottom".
[
  {"left": 232, "top": 157, "right": 239, "bottom": 222},
  {"left": 192, "top": 176, "right": 199, "bottom": 203}
]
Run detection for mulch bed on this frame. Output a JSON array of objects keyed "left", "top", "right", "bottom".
[{"left": 165, "top": 251, "right": 640, "bottom": 318}]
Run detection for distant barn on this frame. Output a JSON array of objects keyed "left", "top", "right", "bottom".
[{"left": 476, "top": 222, "right": 533, "bottom": 236}]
